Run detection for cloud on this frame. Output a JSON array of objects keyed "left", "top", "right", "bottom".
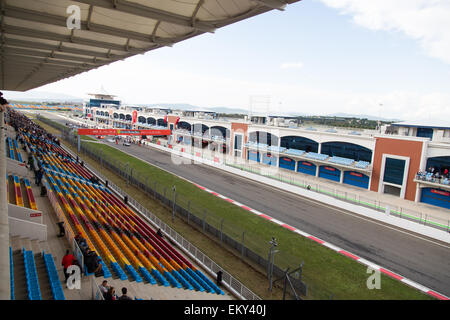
[
  {"left": 318, "top": 0, "right": 450, "bottom": 64},
  {"left": 280, "top": 62, "right": 304, "bottom": 69}
]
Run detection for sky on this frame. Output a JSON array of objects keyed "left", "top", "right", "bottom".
[{"left": 6, "top": 0, "right": 450, "bottom": 121}]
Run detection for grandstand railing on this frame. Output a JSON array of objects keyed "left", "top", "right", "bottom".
[{"left": 415, "top": 173, "right": 450, "bottom": 187}]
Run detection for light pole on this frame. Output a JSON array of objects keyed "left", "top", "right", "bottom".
[
  {"left": 268, "top": 237, "right": 278, "bottom": 292},
  {"left": 172, "top": 185, "right": 176, "bottom": 222}
]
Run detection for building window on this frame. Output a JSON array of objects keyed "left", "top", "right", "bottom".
[
  {"left": 234, "top": 135, "right": 242, "bottom": 151},
  {"left": 383, "top": 157, "right": 406, "bottom": 186},
  {"left": 416, "top": 127, "right": 433, "bottom": 139}
]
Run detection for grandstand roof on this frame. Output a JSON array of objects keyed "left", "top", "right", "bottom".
[
  {"left": 390, "top": 119, "right": 450, "bottom": 130},
  {"left": 0, "top": 0, "right": 300, "bottom": 91}
]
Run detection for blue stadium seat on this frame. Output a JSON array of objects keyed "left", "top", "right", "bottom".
[
  {"left": 284, "top": 149, "right": 305, "bottom": 157},
  {"left": 305, "top": 152, "right": 328, "bottom": 161},
  {"left": 328, "top": 156, "right": 354, "bottom": 166}
]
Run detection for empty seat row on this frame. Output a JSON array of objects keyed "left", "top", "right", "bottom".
[
  {"left": 6, "top": 137, "right": 15, "bottom": 160},
  {"left": 305, "top": 152, "right": 329, "bottom": 161},
  {"left": 23, "top": 178, "right": 37, "bottom": 210},
  {"left": 328, "top": 156, "right": 355, "bottom": 166},
  {"left": 283, "top": 149, "right": 306, "bottom": 157},
  {"left": 354, "top": 161, "right": 370, "bottom": 169},
  {"left": 42, "top": 250, "right": 65, "bottom": 300},
  {"left": 23, "top": 248, "right": 42, "bottom": 300},
  {"left": 9, "top": 247, "right": 14, "bottom": 300},
  {"left": 12, "top": 175, "right": 24, "bottom": 207}
]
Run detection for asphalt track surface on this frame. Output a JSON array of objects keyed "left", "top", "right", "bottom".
[{"left": 46, "top": 114, "right": 450, "bottom": 296}]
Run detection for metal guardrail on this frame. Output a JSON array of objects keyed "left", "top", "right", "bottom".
[{"left": 91, "top": 276, "right": 104, "bottom": 300}]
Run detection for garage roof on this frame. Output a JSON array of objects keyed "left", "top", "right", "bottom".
[{"left": 0, "top": 0, "right": 300, "bottom": 91}]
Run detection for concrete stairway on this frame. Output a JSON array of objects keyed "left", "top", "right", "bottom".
[
  {"left": 10, "top": 236, "right": 60, "bottom": 300},
  {"left": 34, "top": 253, "right": 54, "bottom": 300},
  {"left": 12, "top": 250, "right": 28, "bottom": 300}
]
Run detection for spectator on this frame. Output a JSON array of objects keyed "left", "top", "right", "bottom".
[
  {"left": 75, "top": 233, "right": 88, "bottom": 251},
  {"left": 99, "top": 280, "right": 110, "bottom": 298},
  {"left": 35, "top": 167, "right": 43, "bottom": 186},
  {"left": 0, "top": 91, "right": 8, "bottom": 112},
  {"left": 118, "top": 287, "right": 132, "bottom": 300},
  {"left": 85, "top": 250, "right": 103, "bottom": 275},
  {"left": 104, "top": 287, "right": 116, "bottom": 301},
  {"left": 61, "top": 250, "right": 75, "bottom": 282},
  {"left": 216, "top": 270, "right": 223, "bottom": 286},
  {"left": 156, "top": 228, "right": 163, "bottom": 238},
  {"left": 56, "top": 221, "right": 65, "bottom": 237},
  {"left": 72, "top": 258, "right": 83, "bottom": 274}
]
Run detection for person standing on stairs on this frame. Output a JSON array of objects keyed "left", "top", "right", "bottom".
[{"left": 61, "top": 250, "right": 75, "bottom": 283}]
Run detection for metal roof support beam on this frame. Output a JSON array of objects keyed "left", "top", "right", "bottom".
[
  {"left": 191, "top": 0, "right": 205, "bottom": 29},
  {"left": 212, "top": 5, "right": 271, "bottom": 28},
  {"left": 253, "top": 0, "right": 287, "bottom": 10},
  {"left": 86, "top": 5, "right": 94, "bottom": 30},
  {"left": 0, "top": 54, "right": 93, "bottom": 69},
  {"left": 2, "top": 37, "right": 118, "bottom": 61},
  {"left": 151, "top": 21, "right": 161, "bottom": 43},
  {"left": 1, "top": 46, "right": 106, "bottom": 65},
  {"left": 1, "top": 24, "right": 146, "bottom": 53},
  {"left": 1, "top": 63, "right": 70, "bottom": 73},
  {"left": 71, "top": 0, "right": 216, "bottom": 33},
  {"left": 3, "top": 4, "right": 174, "bottom": 46}
]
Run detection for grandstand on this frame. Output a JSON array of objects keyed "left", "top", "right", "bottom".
[
  {"left": 4, "top": 110, "right": 232, "bottom": 300},
  {"left": 9, "top": 104, "right": 82, "bottom": 112}
]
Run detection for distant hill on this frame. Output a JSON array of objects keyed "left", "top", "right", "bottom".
[
  {"left": 326, "top": 112, "right": 401, "bottom": 121},
  {"left": 136, "top": 103, "right": 250, "bottom": 115},
  {"left": 4, "top": 90, "right": 84, "bottom": 104},
  {"left": 136, "top": 103, "right": 212, "bottom": 111}
]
